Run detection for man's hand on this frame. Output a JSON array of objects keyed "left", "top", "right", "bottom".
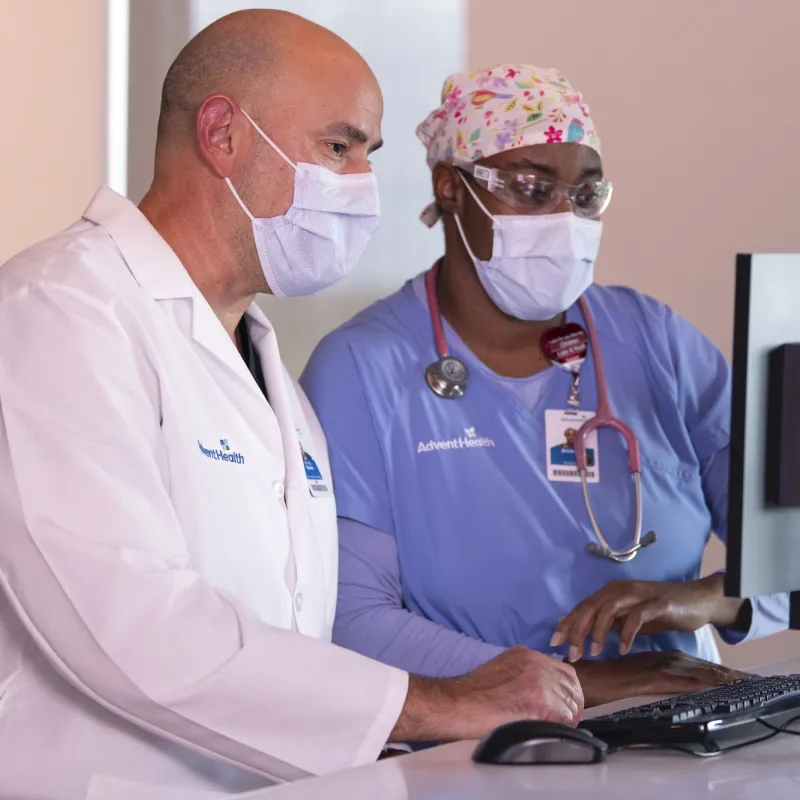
[
  {"left": 390, "top": 646, "right": 584, "bottom": 743},
  {"left": 551, "top": 575, "right": 751, "bottom": 661},
  {"left": 573, "top": 651, "right": 752, "bottom": 707}
]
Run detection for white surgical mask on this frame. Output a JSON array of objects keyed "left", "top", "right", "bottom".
[
  {"left": 225, "top": 110, "right": 380, "bottom": 297},
  {"left": 454, "top": 175, "right": 602, "bottom": 321}
]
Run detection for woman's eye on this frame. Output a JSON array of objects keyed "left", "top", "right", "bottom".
[
  {"left": 515, "top": 181, "right": 551, "bottom": 203},
  {"left": 576, "top": 184, "right": 601, "bottom": 207}
]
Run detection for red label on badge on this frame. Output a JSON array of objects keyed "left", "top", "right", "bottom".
[{"left": 540, "top": 323, "right": 588, "bottom": 372}]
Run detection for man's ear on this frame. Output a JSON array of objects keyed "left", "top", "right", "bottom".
[{"left": 196, "top": 94, "right": 244, "bottom": 178}]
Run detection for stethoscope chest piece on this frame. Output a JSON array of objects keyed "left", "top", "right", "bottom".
[{"left": 425, "top": 356, "right": 470, "bottom": 399}]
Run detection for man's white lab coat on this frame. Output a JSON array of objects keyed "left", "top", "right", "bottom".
[{"left": 0, "top": 187, "right": 408, "bottom": 800}]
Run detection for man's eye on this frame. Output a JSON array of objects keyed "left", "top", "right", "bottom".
[{"left": 328, "top": 142, "right": 348, "bottom": 157}]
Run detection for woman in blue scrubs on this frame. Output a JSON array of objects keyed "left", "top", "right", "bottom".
[{"left": 300, "top": 64, "right": 786, "bottom": 705}]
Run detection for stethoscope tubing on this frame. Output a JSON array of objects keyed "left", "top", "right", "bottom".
[{"left": 424, "top": 261, "right": 657, "bottom": 562}]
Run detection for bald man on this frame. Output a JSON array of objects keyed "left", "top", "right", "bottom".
[{"left": 0, "top": 10, "right": 581, "bottom": 799}]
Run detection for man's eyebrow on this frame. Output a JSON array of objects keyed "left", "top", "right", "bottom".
[
  {"left": 323, "top": 121, "right": 368, "bottom": 142},
  {"left": 321, "top": 121, "right": 383, "bottom": 155}
]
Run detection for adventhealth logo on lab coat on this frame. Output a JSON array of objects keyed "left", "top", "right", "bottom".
[
  {"left": 417, "top": 427, "right": 496, "bottom": 455},
  {"left": 198, "top": 439, "right": 245, "bottom": 464}
]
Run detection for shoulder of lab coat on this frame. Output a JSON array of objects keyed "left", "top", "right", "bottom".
[{"left": 0, "top": 187, "right": 408, "bottom": 782}]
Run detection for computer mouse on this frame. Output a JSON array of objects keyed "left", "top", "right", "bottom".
[{"left": 472, "top": 720, "right": 608, "bottom": 765}]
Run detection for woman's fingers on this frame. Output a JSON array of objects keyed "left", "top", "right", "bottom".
[
  {"left": 589, "top": 601, "right": 624, "bottom": 656},
  {"left": 559, "top": 593, "right": 634, "bottom": 661},
  {"left": 550, "top": 582, "right": 684, "bottom": 660},
  {"left": 618, "top": 600, "right": 664, "bottom": 654}
]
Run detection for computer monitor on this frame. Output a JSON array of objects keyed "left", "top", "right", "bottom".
[{"left": 725, "top": 253, "right": 800, "bottom": 629}]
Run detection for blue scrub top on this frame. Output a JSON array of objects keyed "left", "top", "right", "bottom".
[{"left": 301, "top": 278, "right": 736, "bottom": 661}]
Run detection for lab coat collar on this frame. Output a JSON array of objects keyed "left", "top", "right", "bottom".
[
  {"left": 83, "top": 186, "right": 195, "bottom": 301},
  {"left": 82, "top": 186, "right": 272, "bottom": 397}
]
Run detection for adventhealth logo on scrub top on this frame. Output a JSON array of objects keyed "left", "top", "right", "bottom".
[
  {"left": 417, "top": 427, "right": 496, "bottom": 455},
  {"left": 198, "top": 439, "right": 245, "bottom": 464}
]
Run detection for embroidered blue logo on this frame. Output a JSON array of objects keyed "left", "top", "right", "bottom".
[{"left": 198, "top": 439, "right": 244, "bottom": 464}]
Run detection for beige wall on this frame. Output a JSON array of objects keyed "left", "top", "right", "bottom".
[
  {"left": 0, "top": 0, "right": 107, "bottom": 265},
  {"left": 469, "top": 0, "right": 800, "bottom": 667}
]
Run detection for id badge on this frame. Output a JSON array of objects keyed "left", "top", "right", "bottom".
[
  {"left": 299, "top": 442, "right": 331, "bottom": 498},
  {"left": 545, "top": 409, "right": 600, "bottom": 484}
]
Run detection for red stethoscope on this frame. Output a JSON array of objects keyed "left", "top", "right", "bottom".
[{"left": 424, "top": 262, "right": 657, "bottom": 562}]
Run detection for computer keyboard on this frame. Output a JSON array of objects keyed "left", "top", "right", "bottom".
[{"left": 580, "top": 674, "right": 800, "bottom": 754}]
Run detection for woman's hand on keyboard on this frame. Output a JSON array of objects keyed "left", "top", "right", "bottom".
[{"left": 573, "top": 652, "right": 752, "bottom": 707}]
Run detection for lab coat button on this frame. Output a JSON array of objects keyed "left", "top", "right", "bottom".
[
  {"left": 274, "top": 481, "right": 285, "bottom": 499},
  {"left": 295, "top": 593, "right": 304, "bottom": 612}
]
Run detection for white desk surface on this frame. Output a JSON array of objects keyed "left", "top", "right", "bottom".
[{"left": 243, "top": 656, "right": 800, "bottom": 800}]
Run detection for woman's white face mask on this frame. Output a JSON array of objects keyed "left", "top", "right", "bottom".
[{"left": 454, "top": 173, "right": 603, "bottom": 321}]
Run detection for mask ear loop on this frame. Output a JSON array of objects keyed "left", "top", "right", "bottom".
[
  {"left": 453, "top": 215, "right": 480, "bottom": 264},
  {"left": 225, "top": 109, "right": 300, "bottom": 221},
  {"left": 457, "top": 169, "right": 498, "bottom": 222},
  {"left": 452, "top": 169, "right": 500, "bottom": 264},
  {"left": 224, "top": 178, "right": 255, "bottom": 221},
  {"left": 240, "top": 109, "right": 298, "bottom": 172}
]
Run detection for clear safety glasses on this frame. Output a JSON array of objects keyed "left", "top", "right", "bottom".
[{"left": 455, "top": 160, "right": 613, "bottom": 219}]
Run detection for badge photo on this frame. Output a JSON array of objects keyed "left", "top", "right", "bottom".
[{"left": 545, "top": 409, "right": 600, "bottom": 484}]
